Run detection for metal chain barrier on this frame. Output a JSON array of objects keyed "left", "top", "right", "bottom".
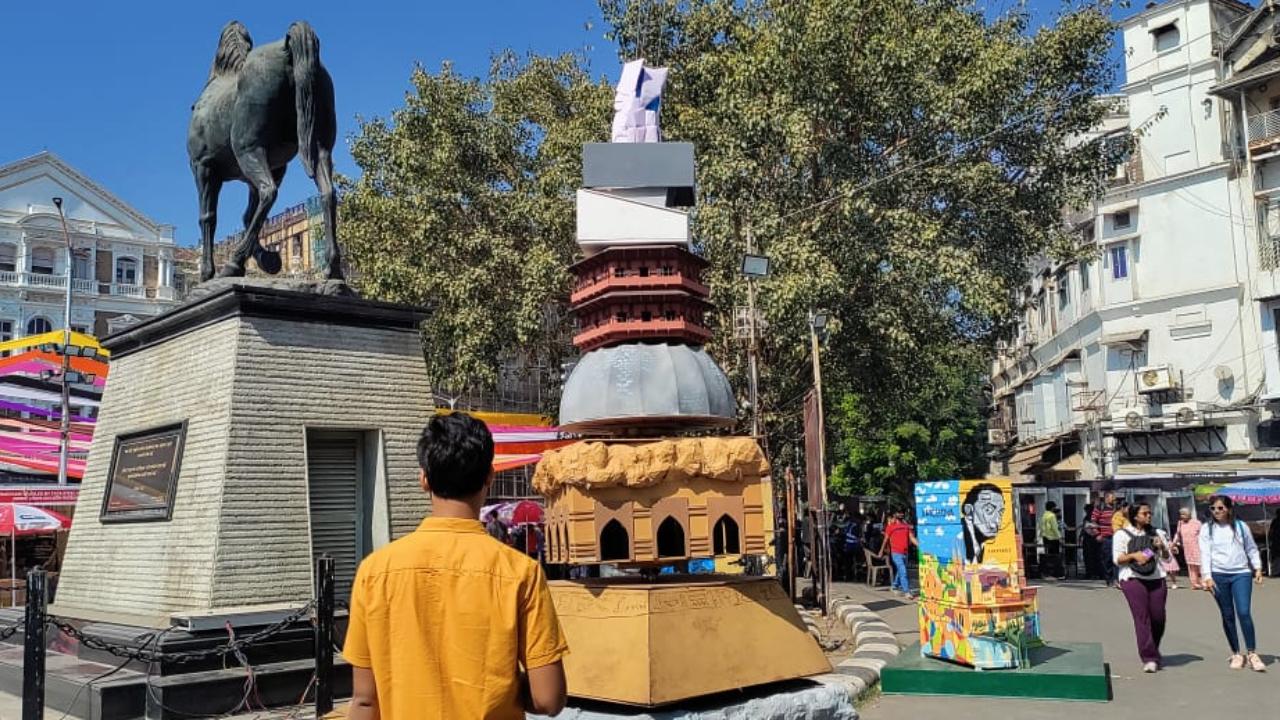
[{"left": 44, "top": 600, "right": 316, "bottom": 665}]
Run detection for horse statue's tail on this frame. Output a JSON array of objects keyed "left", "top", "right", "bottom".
[
  {"left": 287, "top": 21, "right": 324, "bottom": 179},
  {"left": 209, "top": 21, "right": 252, "bottom": 81}
]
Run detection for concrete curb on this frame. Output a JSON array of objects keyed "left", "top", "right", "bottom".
[{"left": 826, "top": 598, "right": 902, "bottom": 700}]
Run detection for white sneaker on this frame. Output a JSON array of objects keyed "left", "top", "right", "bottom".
[{"left": 1142, "top": 662, "right": 1158, "bottom": 673}]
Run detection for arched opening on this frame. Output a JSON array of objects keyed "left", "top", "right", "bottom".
[
  {"left": 656, "top": 516, "right": 686, "bottom": 558},
  {"left": 599, "top": 519, "right": 629, "bottom": 562},
  {"left": 559, "top": 525, "right": 569, "bottom": 562},
  {"left": 25, "top": 316, "right": 52, "bottom": 336},
  {"left": 713, "top": 515, "right": 741, "bottom": 555}
]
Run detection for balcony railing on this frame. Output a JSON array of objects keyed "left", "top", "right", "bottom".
[
  {"left": 1263, "top": 235, "right": 1280, "bottom": 271},
  {"left": 1249, "top": 108, "right": 1280, "bottom": 147},
  {"left": 111, "top": 283, "right": 146, "bottom": 298}
]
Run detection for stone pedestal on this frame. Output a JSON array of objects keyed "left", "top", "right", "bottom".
[
  {"left": 53, "top": 281, "right": 433, "bottom": 625},
  {"left": 550, "top": 576, "right": 831, "bottom": 707}
]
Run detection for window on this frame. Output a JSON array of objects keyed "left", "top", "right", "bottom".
[
  {"left": 656, "top": 517, "right": 686, "bottom": 558},
  {"left": 638, "top": 266, "right": 650, "bottom": 277},
  {"left": 0, "top": 320, "right": 11, "bottom": 358},
  {"left": 0, "top": 245, "right": 15, "bottom": 273},
  {"left": 665, "top": 309, "right": 677, "bottom": 321},
  {"left": 1056, "top": 273, "right": 1069, "bottom": 309},
  {"left": 615, "top": 311, "right": 628, "bottom": 322},
  {"left": 599, "top": 519, "right": 630, "bottom": 562},
  {"left": 1079, "top": 261, "right": 1091, "bottom": 292},
  {"left": 31, "top": 247, "right": 55, "bottom": 275},
  {"left": 641, "top": 310, "right": 652, "bottom": 322},
  {"left": 26, "top": 317, "right": 52, "bottom": 335},
  {"left": 1110, "top": 245, "right": 1129, "bottom": 279},
  {"left": 72, "top": 250, "right": 93, "bottom": 280},
  {"left": 1113, "top": 210, "right": 1131, "bottom": 230},
  {"left": 115, "top": 257, "right": 138, "bottom": 285},
  {"left": 291, "top": 234, "right": 302, "bottom": 258},
  {"left": 614, "top": 267, "right": 626, "bottom": 278},
  {"left": 1152, "top": 23, "right": 1180, "bottom": 53},
  {"left": 1037, "top": 291, "right": 1047, "bottom": 326},
  {"left": 713, "top": 515, "right": 741, "bottom": 555}
]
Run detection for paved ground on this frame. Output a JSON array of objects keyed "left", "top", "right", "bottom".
[{"left": 832, "top": 577, "right": 1280, "bottom": 719}]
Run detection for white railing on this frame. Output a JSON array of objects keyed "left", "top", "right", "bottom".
[
  {"left": 110, "top": 283, "right": 145, "bottom": 298},
  {"left": 72, "top": 278, "right": 96, "bottom": 294},
  {"left": 1263, "top": 235, "right": 1280, "bottom": 271},
  {"left": 1248, "top": 108, "right": 1280, "bottom": 145},
  {"left": 0, "top": 270, "right": 19, "bottom": 285},
  {"left": 23, "top": 272, "right": 65, "bottom": 289}
]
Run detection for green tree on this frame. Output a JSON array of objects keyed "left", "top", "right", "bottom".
[
  {"left": 339, "top": 53, "right": 610, "bottom": 393},
  {"left": 600, "top": 0, "right": 1121, "bottom": 499}
]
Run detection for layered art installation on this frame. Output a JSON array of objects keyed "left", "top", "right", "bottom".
[
  {"left": 529, "top": 60, "right": 830, "bottom": 707},
  {"left": 914, "top": 478, "right": 1041, "bottom": 670}
]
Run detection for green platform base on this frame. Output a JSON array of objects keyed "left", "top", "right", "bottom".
[{"left": 881, "top": 642, "right": 1109, "bottom": 702}]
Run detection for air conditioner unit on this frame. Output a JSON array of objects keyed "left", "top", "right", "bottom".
[
  {"left": 1164, "top": 402, "right": 1202, "bottom": 427},
  {"left": 1111, "top": 408, "right": 1148, "bottom": 433},
  {"left": 987, "top": 429, "right": 1009, "bottom": 445},
  {"left": 1137, "top": 364, "right": 1176, "bottom": 393}
]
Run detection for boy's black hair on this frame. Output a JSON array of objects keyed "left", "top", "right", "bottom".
[{"left": 417, "top": 413, "right": 494, "bottom": 499}]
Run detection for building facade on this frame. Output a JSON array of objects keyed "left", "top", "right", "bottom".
[
  {"left": 213, "top": 195, "right": 332, "bottom": 279},
  {"left": 989, "top": 0, "right": 1280, "bottom": 534},
  {"left": 0, "top": 152, "right": 179, "bottom": 338}
]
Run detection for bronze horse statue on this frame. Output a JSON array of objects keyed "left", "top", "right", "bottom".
[{"left": 188, "top": 21, "right": 343, "bottom": 281}]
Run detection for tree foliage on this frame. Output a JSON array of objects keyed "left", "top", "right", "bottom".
[
  {"left": 600, "top": 0, "right": 1119, "bottom": 499},
  {"left": 339, "top": 53, "right": 610, "bottom": 392},
  {"left": 341, "top": 0, "right": 1120, "bottom": 501}
]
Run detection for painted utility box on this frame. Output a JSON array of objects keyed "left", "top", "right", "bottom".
[{"left": 914, "top": 478, "right": 1042, "bottom": 669}]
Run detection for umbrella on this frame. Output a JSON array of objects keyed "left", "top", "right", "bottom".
[
  {"left": 1204, "top": 479, "right": 1280, "bottom": 506},
  {"left": 2, "top": 504, "right": 71, "bottom": 604},
  {"left": 508, "top": 500, "right": 544, "bottom": 526}
]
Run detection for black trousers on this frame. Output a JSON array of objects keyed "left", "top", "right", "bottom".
[{"left": 1043, "top": 539, "right": 1063, "bottom": 578}]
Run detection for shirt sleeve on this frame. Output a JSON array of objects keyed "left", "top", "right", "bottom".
[
  {"left": 1242, "top": 523, "right": 1263, "bottom": 571},
  {"left": 519, "top": 562, "right": 569, "bottom": 670},
  {"left": 1199, "top": 524, "right": 1214, "bottom": 576},
  {"left": 1112, "top": 529, "right": 1129, "bottom": 565},
  {"left": 342, "top": 560, "right": 373, "bottom": 668}
]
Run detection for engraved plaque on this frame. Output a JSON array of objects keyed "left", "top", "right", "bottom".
[{"left": 100, "top": 422, "right": 187, "bottom": 522}]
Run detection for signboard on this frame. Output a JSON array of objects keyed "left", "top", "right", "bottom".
[
  {"left": 100, "top": 422, "right": 187, "bottom": 523},
  {"left": 0, "top": 487, "right": 78, "bottom": 506}
]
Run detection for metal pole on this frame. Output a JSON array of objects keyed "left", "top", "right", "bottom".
[
  {"left": 52, "top": 198, "right": 73, "bottom": 487},
  {"left": 785, "top": 466, "right": 797, "bottom": 601},
  {"left": 746, "top": 226, "right": 761, "bottom": 439},
  {"left": 809, "top": 313, "right": 831, "bottom": 614},
  {"left": 22, "top": 568, "right": 47, "bottom": 720},
  {"left": 314, "top": 555, "right": 335, "bottom": 718}
]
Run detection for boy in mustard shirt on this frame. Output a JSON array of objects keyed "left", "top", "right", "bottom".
[{"left": 344, "top": 413, "right": 568, "bottom": 719}]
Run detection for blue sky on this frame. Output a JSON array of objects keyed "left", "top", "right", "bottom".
[{"left": 0, "top": 1, "right": 1105, "bottom": 247}]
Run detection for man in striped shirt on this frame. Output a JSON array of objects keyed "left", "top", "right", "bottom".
[{"left": 1092, "top": 492, "right": 1119, "bottom": 587}]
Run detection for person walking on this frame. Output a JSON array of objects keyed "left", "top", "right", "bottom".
[
  {"left": 1114, "top": 502, "right": 1170, "bottom": 673},
  {"left": 1082, "top": 501, "right": 1100, "bottom": 580},
  {"left": 1040, "top": 501, "right": 1065, "bottom": 581},
  {"left": 1199, "top": 495, "right": 1267, "bottom": 672},
  {"left": 344, "top": 414, "right": 568, "bottom": 719},
  {"left": 880, "top": 508, "right": 919, "bottom": 597},
  {"left": 1173, "top": 507, "right": 1203, "bottom": 589},
  {"left": 1092, "top": 493, "right": 1120, "bottom": 587}
]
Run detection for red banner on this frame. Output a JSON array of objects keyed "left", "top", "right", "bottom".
[
  {"left": 803, "top": 389, "right": 823, "bottom": 505},
  {"left": 0, "top": 487, "right": 79, "bottom": 506}
]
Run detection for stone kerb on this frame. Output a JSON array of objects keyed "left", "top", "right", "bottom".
[{"left": 826, "top": 598, "right": 901, "bottom": 698}]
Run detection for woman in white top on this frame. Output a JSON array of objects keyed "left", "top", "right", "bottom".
[
  {"left": 1199, "top": 495, "right": 1266, "bottom": 671},
  {"left": 1113, "top": 503, "right": 1171, "bottom": 673}
]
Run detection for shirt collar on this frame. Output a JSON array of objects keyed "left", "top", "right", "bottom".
[{"left": 417, "top": 516, "right": 487, "bottom": 534}]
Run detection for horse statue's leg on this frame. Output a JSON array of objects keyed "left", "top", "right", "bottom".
[
  {"left": 192, "top": 163, "right": 222, "bottom": 282},
  {"left": 313, "top": 147, "right": 343, "bottom": 281},
  {"left": 242, "top": 173, "right": 283, "bottom": 275},
  {"left": 221, "top": 148, "right": 279, "bottom": 278}
]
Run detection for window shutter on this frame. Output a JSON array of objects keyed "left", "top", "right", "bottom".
[{"left": 307, "top": 437, "right": 361, "bottom": 600}]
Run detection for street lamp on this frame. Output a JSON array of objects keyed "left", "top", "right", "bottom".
[
  {"left": 740, "top": 244, "right": 770, "bottom": 439},
  {"left": 51, "top": 198, "right": 74, "bottom": 487}
]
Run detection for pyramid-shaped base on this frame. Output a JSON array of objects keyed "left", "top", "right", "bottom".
[{"left": 549, "top": 576, "right": 830, "bottom": 706}]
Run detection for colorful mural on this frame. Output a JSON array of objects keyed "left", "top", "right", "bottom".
[{"left": 915, "top": 478, "right": 1041, "bottom": 669}]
